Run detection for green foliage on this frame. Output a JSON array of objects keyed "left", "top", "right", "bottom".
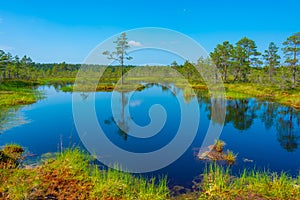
[
  {"left": 224, "top": 150, "right": 237, "bottom": 165},
  {"left": 0, "top": 33, "right": 299, "bottom": 109},
  {"left": 283, "top": 32, "right": 300, "bottom": 86},
  {"left": 210, "top": 41, "right": 234, "bottom": 82},
  {"left": 0, "top": 148, "right": 169, "bottom": 200},
  {"left": 91, "top": 166, "right": 168, "bottom": 200},
  {"left": 3, "top": 144, "right": 24, "bottom": 155},
  {"left": 233, "top": 37, "right": 261, "bottom": 82},
  {"left": 236, "top": 37, "right": 261, "bottom": 66},
  {"left": 198, "top": 164, "right": 300, "bottom": 200},
  {"left": 0, "top": 80, "right": 41, "bottom": 106},
  {"left": 0, "top": 169, "right": 40, "bottom": 200},
  {"left": 171, "top": 60, "right": 178, "bottom": 67},
  {"left": 103, "top": 32, "right": 133, "bottom": 85},
  {"left": 2, "top": 147, "right": 299, "bottom": 199},
  {"left": 263, "top": 42, "right": 281, "bottom": 82},
  {"left": 0, "top": 144, "right": 24, "bottom": 169}
]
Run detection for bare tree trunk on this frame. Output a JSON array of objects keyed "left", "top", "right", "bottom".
[
  {"left": 121, "top": 52, "right": 124, "bottom": 85},
  {"left": 121, "top": 64, "right": 124, "bottom": 85}
]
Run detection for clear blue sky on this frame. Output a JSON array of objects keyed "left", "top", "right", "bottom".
[{"left": 0, "top": 0, "right": 299, "bottom": 64}]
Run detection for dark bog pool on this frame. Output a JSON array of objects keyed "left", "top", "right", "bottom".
[{"left": 1, "top": 84, "right": 300, "bottom": 188}]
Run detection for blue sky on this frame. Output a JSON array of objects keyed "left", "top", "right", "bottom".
[{"left": 0, "top": 0, "right": 299, "bottom": 64}]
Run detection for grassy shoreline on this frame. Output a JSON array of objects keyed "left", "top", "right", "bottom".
[
  {"left": 189, "top": 83, "right": 300, "bottom": 110},
  {"left": 1, "top": 78, "right": 299, "bottom": 109},
  {"left": 0, "top": 145, "right": 169, "bottom": 200},
  {"left": 0, "top": 80, "right": 42, "bottom": 107},
  {"left": 1, "top": 145, "right": 300, "bottom": 199},
  {"left": 175, "top": 163, "right": 300, "bottom": 200},
  {"left": 47, "top": 77, "right": 300, "bottom": 111},
  {"left": 224, "top": 83, "right": 300, "bottom": 109}
]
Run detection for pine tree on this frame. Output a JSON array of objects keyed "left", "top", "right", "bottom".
[
  {"left": 263, "top": 42, "right": 281, "bottom": 82},
  {"left": 103, "top": 32, "right": 132, "bottom": 85},
  {"left": 283, "top": 32, "right": 300, "bottom": 87}
]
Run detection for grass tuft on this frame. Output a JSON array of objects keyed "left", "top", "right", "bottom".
[
  {"left": 0, "top": 144, "right": 24, "bottom": 169},
  {"left": 197, "top": 163, "right": 300, "bottom": 200},
  {"left": 213, "top": 139, "right": 225, "bottom": 153},
  {"left": 0, "top": 147, "right": 169, "bottom": 200},
  {"left": 225, "top": 150, "right": 237, "bottom": 165}
]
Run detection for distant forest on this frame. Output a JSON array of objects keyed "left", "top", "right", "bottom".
[{"left": 0, "top": 32, "right": 299, "bottom": 90}]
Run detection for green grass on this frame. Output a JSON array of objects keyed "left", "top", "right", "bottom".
[
  {"left": 2, "top": 144, "right": 24, "bottom": 155},
  {"left": 91, "top": 166, "right": 168, "bottom": 200},
  {"left": 0, "top": 147, "right": 169, "bottom": 200},
  {"left": 37, "top": 77, "right": 75, "bottom": 85},
  {"left": 60, "top": 85, "right": 74, "bottom": 92},
  {"left": 224, "top": 83, "right": 300, "bottom": 110},
  {"left": 196, "top": 163, "right": 300, "bottom": 200},
  {"left": 0, "top": 80, "right": 42, "bottom": 106},
  {"left": 0, "top": 92, "right": 38, "bottom": 106},
  {"left": 61, "top": 82, "right": 146, "bottom": 92},
  {"left": 188, "top": 82, "right": 300, "bottom": 110},
  {"left": 59, "top": 77, "right": 299, "bottom": 111},
  {"left": 1, "top": 145, "right": 300, "bottom": 199},
  {"left": 0, "top": 144, "right": 24, "bottom": 169},
  {"left": 224, "top": 150, "right": 237, "bottom": 165},
  {"left": 5, "top": 77, "right": 297, "bottom": 112}
]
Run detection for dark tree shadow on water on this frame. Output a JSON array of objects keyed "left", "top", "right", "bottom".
[
  {"left": 276, "top": 107, "right": 300, "bottom": 152},
  {"left": 103, "top": 91, "right": 129, "bottom": 140}
]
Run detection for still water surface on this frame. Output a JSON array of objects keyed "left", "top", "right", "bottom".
[{"left": 1, "top": 84, "right": 300, "bottom": 188}]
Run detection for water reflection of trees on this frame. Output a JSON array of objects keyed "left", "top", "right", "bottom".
[
  {"left": 258, "top": 102, "right": 300, "bottom": 152},
  {"left": 200, "top": 93, "right": 300, "bottom": 152},
  {"left": 195, "top": 90, "right": 257, "bottom": 129},
  {"left": 275, "top": 107, "right": 300, "bottom": 152},
  {"left": 103, "top": 91, "right": 129, "bottom": 140},
  {"left": 260, "top": 102, "right": 278, "bottom": 130},
  {"left": 206, "top": 97, "right": 226, "bottom": 125},
  {"left": 117, "top": 92, "right": 130, "bottom": 140},
  {"left": 0, "top": 106, "right": 29, "bottom": 134},
  {"left": 225, "top": 99, "right": 258, "bottom": 130},
  {"left": 100, "top": 85, "right": 300, "bottom": 152}
]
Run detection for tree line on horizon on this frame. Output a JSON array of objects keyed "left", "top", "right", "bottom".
[
  {"left": 208, "top": 32, "right": 300, "bottom": 87},
  {"left": 0, "top": 32, "right": 299, "bottom": 89}
]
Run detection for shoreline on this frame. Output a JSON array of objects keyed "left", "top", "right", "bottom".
[
  {"left": 1, "top": 145, "right": 300, "bottom": 199},
  {"left": 1, "top": 79, "right": 299, "bottom": 110}
]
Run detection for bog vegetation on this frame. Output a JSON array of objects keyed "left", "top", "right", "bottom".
[
  {"left": 0, "top": 146, "right": 169, "bottom": 200},
  {"left": 0, "top": 32, "right": 300, "bottom": 199},
  {"left": 1, "top": 145, "right": 300, "bottom": 199},
  {"left": 0, "top": 32, "right": 299, "bottom": 108}
]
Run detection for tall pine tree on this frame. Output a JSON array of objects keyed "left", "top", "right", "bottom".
[
  {"left": 283, "top": 32, "right": 300, "bottom": 87},
  {"left": 263, "top": 42, "right": 281, "bottom": 82}
]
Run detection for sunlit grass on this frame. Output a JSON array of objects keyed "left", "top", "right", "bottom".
[
  {"left": 91, "top": 166, "right": 168, "bottom": 200},
  {"left": 213, "top": 139, "right": 225, "bottom": 153},
  {"left": 2, "top": 145, "right": 300, "bottom": 199},
  {"left": 0, "top": 80, "right": 42, "bottom": 106},
  {"left": 0, "top": 92, "right": 38, "bottom": 106},
  {"left": 198, "top": 163, "right": 300, "bottom": 200},
  {"left": 0, "top": 147, "right": 169, "bottom": 200},
  {"left": 34, "top": 76, "right": 300, "bottom": 112},
  {"left": 61, "top": 82, "right": 146, "bottom": 92},
  {"left": 224, "top": 150, "right": 237, "bottom": 165},
  {"left": 223, "top": 83, "right": 300, "bottom": 110},
  {"left": 0, "top": 144, "right": 24, "bottom": 169}
]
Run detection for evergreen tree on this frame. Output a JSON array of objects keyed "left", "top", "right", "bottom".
[
  {"left": 210, "top": 41, "right": 233, "bottom": 82},
  {"left": 263, "top": 42, "right": 281, "bottom": 82},
  {"left": 283, "top": 32, "right": 300, "bottom": 87},
  {"left": 103, "top": 32, "right": 132, "bottom": 85}
]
